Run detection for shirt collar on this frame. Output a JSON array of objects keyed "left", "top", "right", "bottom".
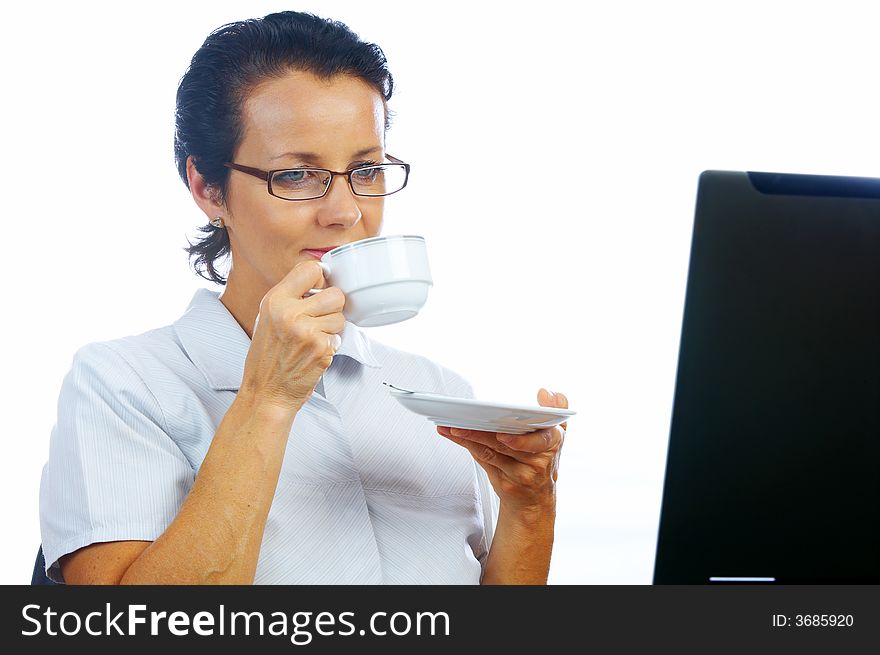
[{"left": 173, "top": 288, "right": 381, "bottom": 391}]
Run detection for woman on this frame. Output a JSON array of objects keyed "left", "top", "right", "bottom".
[{"left": 39, "top": 10, "right": 567, "bottom": 584}]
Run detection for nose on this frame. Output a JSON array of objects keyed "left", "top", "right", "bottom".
[{"left": 315, "top": 173, "right": 362, "bottom": 229}]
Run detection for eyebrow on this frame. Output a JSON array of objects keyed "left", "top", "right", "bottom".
[{"left": 270, "top": 146, "right": 382, "bottom": 161}]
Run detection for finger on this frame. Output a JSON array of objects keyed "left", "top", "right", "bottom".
[
  {"left": 301, "top": 286, "right": 346, "bottom": 317},
  {"left": 441, "top": 431, "right": 518, "bottom": 471},
  {"left": 496, "top": 426, "right": 564, "bottom": 454},
  {"left": 311, "top": 311, "right": 346, "bottom": 335},
  {"left": 436, "top": 426, "right": 554, "bottom": 462},
  {"left": 276, "top": 260, "right": 326, "bottom": 297},
  {"left": 437, "top": 425, "right": 508, "bottom": 445},
  {"left": 538, "top": 388, "right": 569, "bottom": 432},
  {"left": 537, "top": 388, "right": 568, "bottom": 410},
  {"left": 276, "top": 260, "right": 324, "bottom": 298},
  {"left": 437, "top": 426, "right": 504, "bottom": 450},
  {"left": 444, "top": 433, "right": 547, "bottom": 488}
]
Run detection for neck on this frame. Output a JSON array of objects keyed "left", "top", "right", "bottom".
[{"left": 219, "top": 268, "right": 269, "bottom": 340}]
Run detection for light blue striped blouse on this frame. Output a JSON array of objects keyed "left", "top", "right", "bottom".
[{"left": 39, "top": 288, "right": 498, "bottom": 584}]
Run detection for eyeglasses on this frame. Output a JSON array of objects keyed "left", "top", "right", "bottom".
[{"left": 223, "top": 154, "right": 410, "bottom": 201}]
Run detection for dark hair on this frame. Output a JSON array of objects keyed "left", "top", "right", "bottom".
[{"left": 175, "top": 11, "right": 394, "bottom": 285}]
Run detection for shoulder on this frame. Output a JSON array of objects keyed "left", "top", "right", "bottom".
[
  {"left": 69, "top": 326, "right": 184, "bottom": 385},
  {"left": 62, "top": 326, "right": 193, "bottom": 423},
  {"left": 66, "top": 288, "right": 221, "bottom": 388},
  {"left": 360, "top": 332, "right": 474, "bottom": 399}
]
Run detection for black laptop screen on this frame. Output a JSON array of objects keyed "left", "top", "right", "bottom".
[{"left": 653, "top": 171, "right": 880, "bottom": 584}]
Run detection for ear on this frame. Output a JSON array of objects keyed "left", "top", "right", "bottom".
[{"left": 186, "top": 156, "right": 227, "bottom": 223}]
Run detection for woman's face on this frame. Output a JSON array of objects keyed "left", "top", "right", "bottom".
[{"left": 222, "top": 70, "right": 386, "bottom": 292}]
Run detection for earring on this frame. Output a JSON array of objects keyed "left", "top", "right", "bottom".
[{"left": 209, "top": 216, "right": 225, "bottom": 228}]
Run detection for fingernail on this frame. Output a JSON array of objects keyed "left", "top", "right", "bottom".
[
  {"left": 330, "top": 334, "right": 342, "bottom": 352},
  {"left": 497, "top": 434, "right": 513, "bottom": 443},
  {"left": 450, "top": 428, "right": 467, "bottom": 437}
]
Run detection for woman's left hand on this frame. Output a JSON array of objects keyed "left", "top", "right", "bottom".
[{"left": 437, "top": 388, "right": 567, "bottom": 513}]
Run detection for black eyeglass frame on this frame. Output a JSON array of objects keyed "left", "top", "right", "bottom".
[{"left": 223, "top": 154, "right": 410, "bottom": 201}]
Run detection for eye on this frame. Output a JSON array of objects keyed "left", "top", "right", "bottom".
[
  {"left": 274, "top": 170, "right": 308, "bottom": 185},
  {"left": 271, "top": 169, "right": 328, "bottom": 192},
  {"left": 352, "top": 166, "right": 382, "bottom": 181}
]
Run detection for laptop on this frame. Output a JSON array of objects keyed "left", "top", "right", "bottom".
[{"left": 653, "top": 170, "right": 880, "bottom": 584}]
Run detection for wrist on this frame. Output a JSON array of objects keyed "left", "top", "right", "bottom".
[
  {"left": 232, "top": 389, "right": 301, "bottom": 423},
  {"left": 501, "top": 493, "right": 557, "bottom": 528}
]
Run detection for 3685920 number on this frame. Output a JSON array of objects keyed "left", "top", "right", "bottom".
[{"left": 794, "top": 614, "right": 853, "bottom": 627}]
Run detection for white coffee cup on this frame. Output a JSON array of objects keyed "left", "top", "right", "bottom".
[{"left": 316, "top": 235, "right": 432, "bottom": 327}]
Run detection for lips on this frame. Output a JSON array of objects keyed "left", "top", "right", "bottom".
[{"left": 303, "top": 247, "right": 339, "bottom": 259}]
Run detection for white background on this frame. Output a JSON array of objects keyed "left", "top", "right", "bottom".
[{"left": 1, "top": 0, "right": 877, "bottom": 584}]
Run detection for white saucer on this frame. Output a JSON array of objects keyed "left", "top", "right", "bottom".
[{"left": 388, "top": 389, "right": 575, "bottom": 434}]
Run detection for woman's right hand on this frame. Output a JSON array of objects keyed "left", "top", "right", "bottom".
[{"left": 238, "top": 260, "right": 346, "bottom": 412}]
